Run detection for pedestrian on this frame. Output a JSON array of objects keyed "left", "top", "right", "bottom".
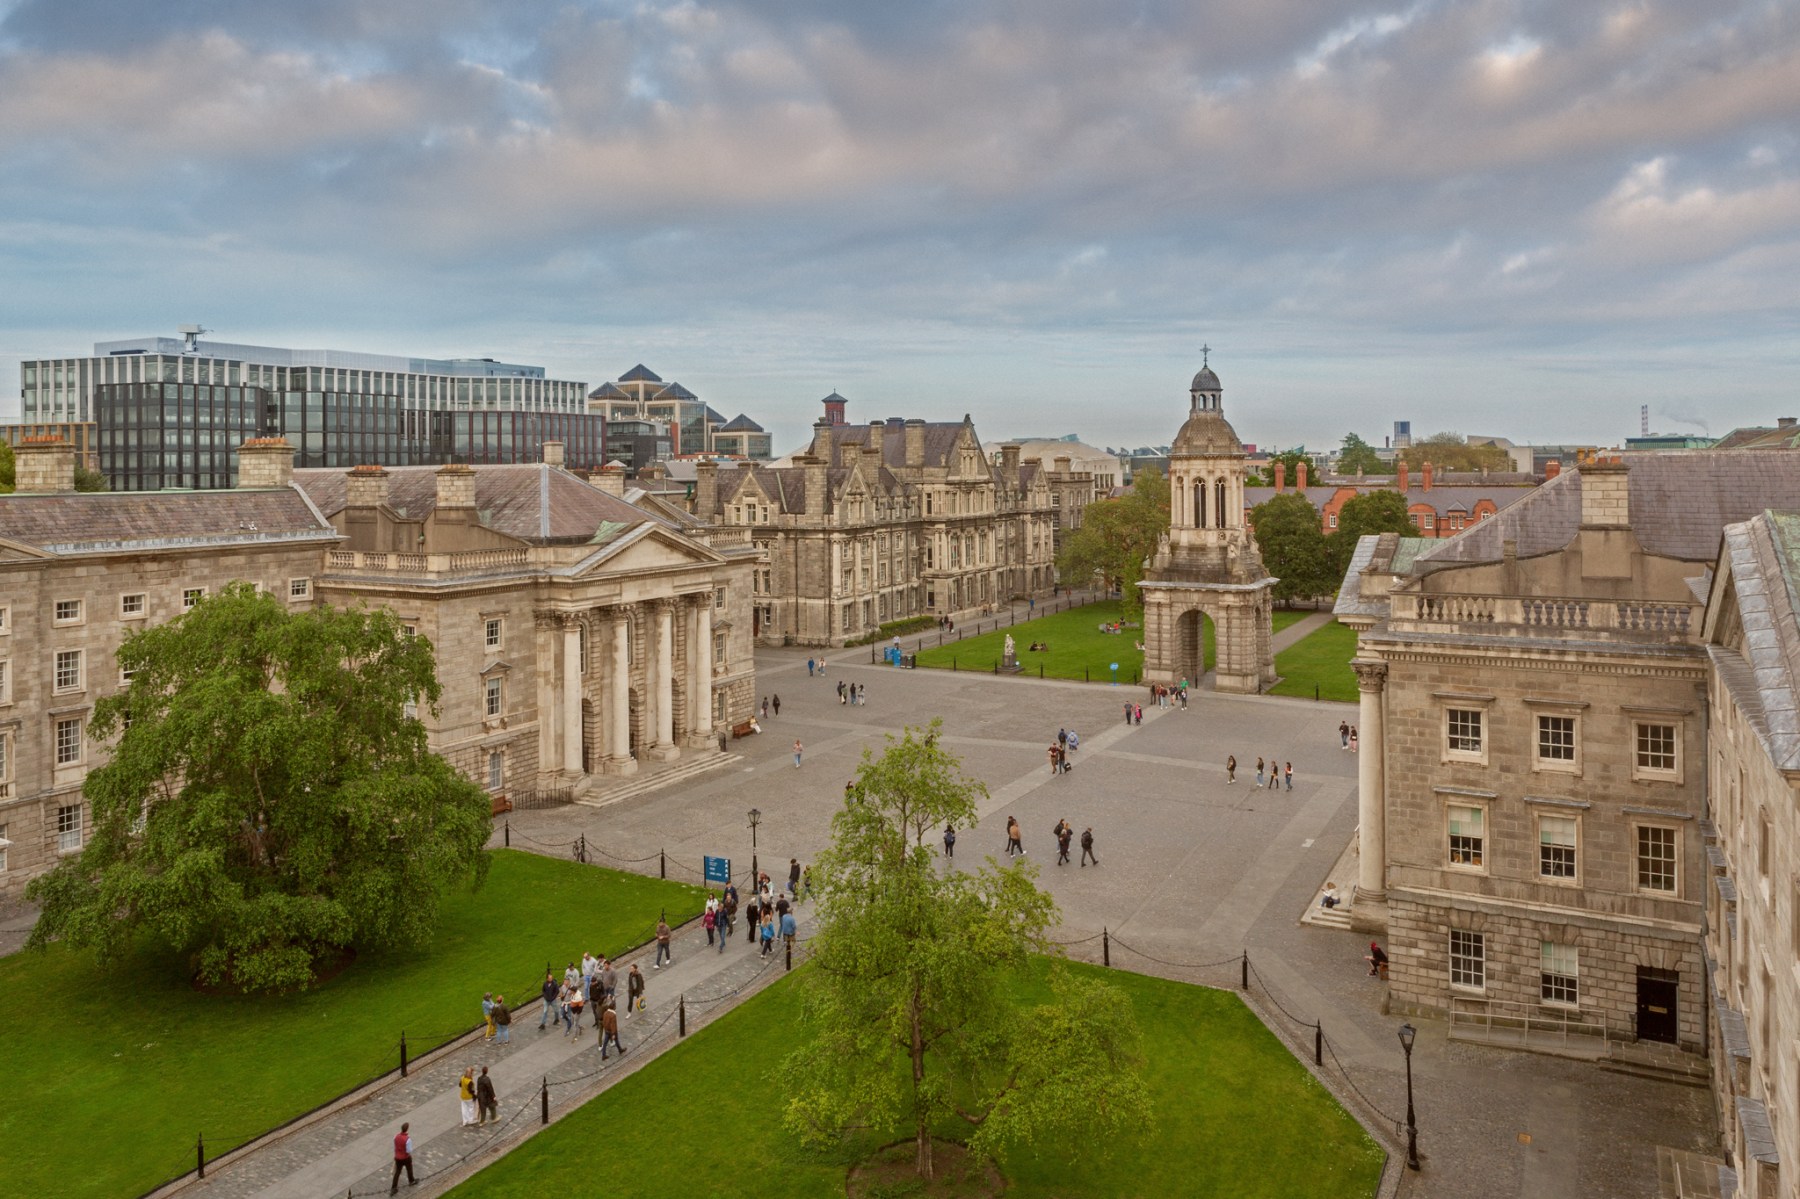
[
  {"left": 818, "top": 656, "right": 827, "bottom": 676},
  {"left": 476, "top": 1066, "right": 497, "bottom": 1126},
  {"left": 458, "top": 1067, "right": 479, "bottom": 1127},
  {"left": 1267, "top": 755, "right": 1280, "bottom": 789},
  {"left": 1366, "top": 941, "right": 1389, "bottom": 979},
  {"left": 1134, "top": 704, "right": 1143, "bottom": 725},
  {"left": 703, "top": 904, "right": 717, "bottom": 946},
  {"left": 1284, "top": 761, "right": 1294, "bottom": 791},
  {"left": 492, "top": 994, "right": 511, "bottom": 1043},
  {"left": 838, "top": 680, "right": 847, "bottom": 704},
  {"left": 390, "top": 1123, "right": 416, "bottom": 1194},
  {"left": 538, "top": 971, "right": 558, "bottom": 1030},
  {"left": 654, "top": 918, "right": 673, "bottom": 968},
  {"left": 481, "top": 991, "right": 496, "bottom": 1040},
  {"left": 1226, "top": 754, "right": 1237, "bottom": 783},
  {"left": 801, "top": 865, "right": 813, "bottom": 899},
  {"left": 1123, "top": 701, "right": 1132, "bottom": 725},
  {"left": 599, "top": 958, "right": 617, "bottom": 1010},
  {"left": 626, "top": 963, "right": 645, "bottom": 1015},
  {"left": 1047, "top": 744, "right": 1060, "bottom": 776},
  {"left": 565, "top": 982, "right": 586, "bottom": 1035},
  {"left": 1339, "top": 720, "right": 1350, "bottom": 749},
  {"left": 794, "top": 739, "right": 804, "bottom": 768},
  {"left": 944, "top": 823, "right": 956, "bottom": 859},
  {"left": 1349, "top": 726, "right": 1359, "bottom": 753},
  {"left": 1058, "top": 727, "right": 1068, "bottom": 751},
  {"left": 760, "top": 912, "right": 776, "bottom": 957},
  {"left": 807, "top": 656, "right": 816, "bottom": 677},
  {"left": 745, "top": 892, "right": 761, "bottom": 941},
  {"left": 788, "top": 857, "right": 801, "bottom": 896},
  {"left": 1030, "top": 597, "right": 1036, "bottom": 612},
  {"left": 1255, "top": 757, "right": 1265, "bottom": 786},
  {"left": 761, "top": 696, "right": 770, "bottom": 719},
  {"left": 599, "top": 1002, "right": 624, "bottom": 1059},
  {"left": 1179, "top": 688, "right": 1188, "bottom": 710},
  {"left": 780, "top": 906, "right": 797, "bottom": 948},
  {"left": 1080, "top": 826, "right": 1099, "bottom": 867},
  {"left": 1057, "top": 823, "right": 1073, "bottom": 865},
  {"left": 1005, "top": 816, "right": 1025, "bottom": 857},
  {"left": 772, "top": 694, "right": 781, "bottom": 716}
]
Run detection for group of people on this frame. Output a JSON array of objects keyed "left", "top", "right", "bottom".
[
  {"left": 702, "top": 863, "right": 803, "bottom": 960},
  {"left": 1147, "top": 681, "right": 1188, "bottom": 710},
  {"left": 1338, "top": 721, "right": 1360, "bottom": 752},
  {"left": 1122, "top": 702, "right": 1145, "bottom": 725},
  {"left": 533, "top": 947, "right": 648, "bottom": 1061},
  {"left": 759, "top": 695, "right": 782, "bottom": 718},
  {"left": 1026, "top": 640, "right": 1050, "bottom": 652},
  {"left": 1045, "top": 726, "right": 1080, "bottom": 774},
  {"left": 996, "top": 814, "right": 1098, "bottom": 866},
  {"left": 457, "top": 1065, "right": 500, "bottom": 1128},
  {"left": 1222, "top": 755, "right": 1296, "bottom": 790},
  {"left": 837, "top": 680, "right": 866, "bottom": 705}
]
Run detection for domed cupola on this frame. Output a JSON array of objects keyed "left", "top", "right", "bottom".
[{"left": 1171, "top": 352, "right": 1241, "bottom": 457}]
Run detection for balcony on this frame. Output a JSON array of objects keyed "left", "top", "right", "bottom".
[
  {"left": 325, "top": 548, "right": 532, "bottom": 578},
  {"left": 1388, "top": 592, "right": 1699, "bottom": 641}
]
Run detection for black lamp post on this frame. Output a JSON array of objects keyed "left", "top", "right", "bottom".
[
  {"left": 747, "top": 807, "right": 761, "bottom": 884},
  {"left": 1398, "top": 1022, "right": 1420, "bottom": 1170}
]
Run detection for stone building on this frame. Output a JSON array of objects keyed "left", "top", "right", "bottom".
[
  {"left": 1345, "top": 453, "right": 1800, "bottom": 1056},
  {"left": 690, "top": 397, "right": 1057, "bottom": 645},
  {"left": 1139, "top": 363, "right": 1276, "bottom": 693}
]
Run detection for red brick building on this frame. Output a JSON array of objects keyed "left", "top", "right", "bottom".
[{"left": 1244, "top": 458, "right": 1542, "bottom": 538}]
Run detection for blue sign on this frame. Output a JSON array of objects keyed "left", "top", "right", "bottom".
[
  {"left": 704, "top": 855, "right": 731, "bottom": 885},
  {"left": 1109, "top": 662, "right": 1118, "bottom": 672}
]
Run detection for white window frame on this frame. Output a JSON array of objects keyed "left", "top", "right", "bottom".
[
  {"left": 1533, "top": 713, "right": 1581, "bottom": 774},
  {"left": 56, "top": 803, "right": 83, "bottom": 854},
  {"left": 1446, "top": 802, "right": 1487, "bottom": 872},
  {"left": 53, "top": 648, "right": 83, "bottom": 694},
  {"left": 0, "top": 604, "right": 9, "bottom": 635},
  {"left": 484, "top": 618, "right": 503, "bottom": 651},
  {"left": 1537, "top": 813, "right": 1580, "bottom": 885},
  {"left": 487, "top": 751, "right": 504, "bottom": 792},
  {"left": 54, "top": 716, "right": 83, "bottom": 766},
  {"left": 1634, "top": 823, "right": 1680, "bottom": 896},
  {"left": 120, "top": 592, "right": 147, "bottom": 619},
  {"left": 53, "top": 598, "right": 83, "bottom": 626},
  {"left": 289, "top": 577, "right": 312, "bottom": 601},
  {"left": 0, "top": 734, "right": 10, "bottom": 801},
  {"left": 0, "top": 821, "right": 10, "bottom": 872},
  {"left": 1443, "top": 705, "right": 1487, "bottom": 764},
  {"left": 1540, "top": 942, "right": 1579, "bottom": 1007},
  {"left": 484, "top": 676, "right": 503, "bottom": 719},
  {"left": 182, "top": 587, "right": 207, "bottom": 612},
  {"left": 1632, "top": 721, "right": 1681, "bottom": 782},
  {"left": 1448, "top": 930, "right": 1485, "bottom": 992}
]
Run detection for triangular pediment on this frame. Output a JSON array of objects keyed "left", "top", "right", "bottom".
[
  {"left": 576, "top": 523, "right": 725, "bottom": 577},
  {"left": 0, "top": 535, "right": 56, "bottom": 561}
]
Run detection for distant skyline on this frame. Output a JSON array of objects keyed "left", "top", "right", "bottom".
[{"left": 1, "top": 1, "right": 1796, "bottom": 456}]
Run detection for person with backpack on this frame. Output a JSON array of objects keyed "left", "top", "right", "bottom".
[
  {"left": 491, "top": 994, "right": 511, "bottom": 1043},
  {"left": 626, "top": 964, "right": 646, "bottom": 1016},
  {"left": 1080, "top": 827, "right": 1099, "bottom": 867},
  {"left": 1057, "top": 822, "right": 1074, "bottom": 865},
  {"left": 943, "top": 824, "right": 956, "bottom": 859}
]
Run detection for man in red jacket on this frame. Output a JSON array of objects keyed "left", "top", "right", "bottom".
[{"left": 389, "top": 1122, "right": 415, "bottom": 1192}]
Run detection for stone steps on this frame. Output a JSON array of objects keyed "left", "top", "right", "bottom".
[
  {"left": 1303, "top": 905, "right": 1353, "bottom": 930},
  {"left": 575, "top": 751, "right": 742, "bottom": 809}
]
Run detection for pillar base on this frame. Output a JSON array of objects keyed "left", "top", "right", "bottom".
[
  {"left": 602, "top": 755, "right": 639, "bottom": 777},
  {"left": 644, "top": 743, "right": 681, "bottom": 763},
  {"left": 1213, "top": 670, "right": 1261, "bottom": 694},
  {"left": 1349, "top": 889, "right": 1389, "bottom": 934},
  {"left": 681, "top": 729, "right": 716, "bottom": 749}
]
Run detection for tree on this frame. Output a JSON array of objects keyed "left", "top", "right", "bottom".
[
  {"left": 779, "top": 722, "right": 1151, "bottom": 1180},
  {"left": 0, "top": 440, "right": 13, "bottom": 492},
  {"left": 72, "top": 464, "right": 108, "bottom": 492},
  {"left": 1334, "top": 433, "right": 1385, "bottom": 476},
  {"left": 1056, "top": 466, "right": 1169, "bottom": 618},
  {"left": 1326, "top": 489, "right": 1418, "bottom": 577},
  {"left": 26, "top": 583, "right": 492, "bottom": 991},
  {"left": 1266, "top": 448, "right": 1312, "bottom": 481},
  {"left": 1399, "top": 432, "right": 1511, "bottom": 473},
  {"left": 1250, "top": 492, "right": 1334, "bottom": 606}
]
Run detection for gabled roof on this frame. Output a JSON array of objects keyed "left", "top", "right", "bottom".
[
  {"left": 619, "top": 364, "right": 663, "bottom": 383},
  {"left": 1714, "top": 426, "right": 1800, "bottom": 451},
  {"left": 1707, "top": 512, "right": 1800, "bottom": 771},
  {"left": 294, "top": 465, "right": 662, "bottom": 545},
  {"left": 0, "top": 487, "right": 337, "bottom": 554},
  {"left": 719, "top": 413, "right": 764, "bottom": 433}
]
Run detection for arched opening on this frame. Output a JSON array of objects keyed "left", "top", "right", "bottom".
[
  {"left": 1214, "top": 479, "right": 1228, "bottom": 528},
  {"left": 1195, "top": 480, "right": 1207, "bottom": 529},
  {"left": 1176, "top": 609, "right": 1216, "bottom": 686}
]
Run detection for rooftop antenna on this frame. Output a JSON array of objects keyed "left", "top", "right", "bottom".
[{"left": 178, "top": 324, "right": 209, "bottom": 353}]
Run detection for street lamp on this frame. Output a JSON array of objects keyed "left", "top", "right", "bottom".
[
  {"left": 1397, "top": 1022, "right": 1420, "bottom": 1171},
  {"left": 747, "top": 808, "right": 761, "bottom": 885}
]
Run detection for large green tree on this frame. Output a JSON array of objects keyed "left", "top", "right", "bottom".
[
  {"left": 1334, "top": 433, "right": 1385, "bottom": 476},
  {"left": 1056, "top": 466, "right": 1169, "bottom": 618},
  {"left": 1399, "top": 432, "right": 1511, "bottom": 472},
  {"left": 1251, "top": 491, "right": 1335, "bottom": 606},
  {"left": 779, "top": 722, "right": 1150, "bottom": 1181},
  {"left": 1326, "top": 489, "right": 1418, "bottom": 577},
  {"left": 0, "top": 440, "right": 13, "bottom": 492},
  {"left": 27, "top": 583, "right": 492, "bottom": 991}
]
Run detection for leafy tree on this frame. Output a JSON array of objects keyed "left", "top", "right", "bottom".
[
  {"left": 72, "top": 464, "right": 108, "bottom": 492},
  {"left": 1266, "top": 448, "right": 1312, "bottom": 482},
  {"left": 1056, "top": 466, "right": 1169, "bottom": 618},
  {"left": 0, "top": 440, "right": 13, "bottom": 492},
  {"left": 1250, "top": 492, "right": 1334, "bottom": 606},
  {"left": 27, "top": 583, "right": 492, "bottom": 991},
  {"left": 1326, "top": 489, "right": 1418, "bottom": 577},
  {"left": 1334, "top": 433, "right": 1385, "bottom": 476},
  {"left": 1399, "top": 432, "right": 1511, "bottom": 473},
  {"left": 779, "top": 722, "right": 1151, "bottom": 1180}
]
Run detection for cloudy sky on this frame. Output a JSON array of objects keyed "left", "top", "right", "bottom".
[{"left": 1, "top": 0, "right": 1796, "bottom": 453}]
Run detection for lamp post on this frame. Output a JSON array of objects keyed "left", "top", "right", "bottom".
[
  {"left": 1398, "top": 1022, "right": 1420, "bottom": 1171},
  {"left": 747, "top": 807, "right": 761, "bottom": 885}
]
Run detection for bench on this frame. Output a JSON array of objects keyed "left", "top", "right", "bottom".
[
  {"left": 731, "top": 720, "right": 758, "bottom": 739},
  {"left": 490, "top": 794, "right": 513, "bottom": 816}
]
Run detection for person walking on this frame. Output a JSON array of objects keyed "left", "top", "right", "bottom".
[
  {"left": 772, "top": 694, "right": 781, "bottom": 716},
  {"left": 943, "top": 824, "right": 956, "bottom": 859},
  {"left": 390, "top": 1123, "right": 416, "bottom": 1193},
  {"left": 481, "top": 992, "right": 496, "bottom": 1040},
  {"left": 458, "top": 1067, "right": 479, "bottom": 1127},
  {"left": 654, "top": 918, "right": 673, "bottom": 969},
  {"left": 492, "top": 994, "right": 511, "bottom": 1043},
  {"left": 1047, "top": 744, "right": 1060, "bottom": 776},
  {"left": 1134, "top": 703, "right": 1144, "bottom": 725},
  {"left": 1123, "top": 701, "right": 1132, "bottom": 726},
  {"left": 1267, "top": 754, "right": 1280, "bottom": 789},
  {"left": 760, "top": 912, "right": 776, "bottom": 957},
  {"left": 1057, "top": 823, "right": 1073, "bottom": 865},
  {"left": 1255, "top": 757, "right": 1265, "bottom": 787},
  {"left": 598, "top": 958, "right": 617, "bottom": 1011},
  {"left": 1226, "top": 754, "right": 1237, "bottom": 783},
  {"left": 703, "top": 904, "right": 717, "bottom": 947},
  {"left": 838, "top": 680, "right": 847, "bottom": 704},
  {"left": 599, "top": 1002, "right": 624, "bottom": 1059},
  {"left": 807, "top": 656, "right": 816, "bottom": 677},
  {"left": 780, "top": 906, "right": 797, "bottom": 949},
  {"left": 745, "top": 892, "right": 761, "bottom": 942},
  {"left": 475, "top": 1066, "right": 497, "bottom": 1126},
  {"left": 761, "top": 696, "right": 770, "bottom": 719},
  {"left": 1179, "top": 688, "right": 1188, "bottom": 711},
  {"left": 1005, "top": 816, "right": 1025, "bottom": 857},
  {"left": 1339, "top": 720, "right": 1350, "bottom": 749},
  {"left": 794, "top": 739, "right": 804, "bottom": 768},
  {"left": 1284, "top": 761, "right": 1294, "bottom": 791},
  {"left": 626, "top": 963, "right": 646, "bottom": 1016},
  {"left": 1081, "top": 827, "right": 1099, "bottom": 867},
  {"left": 538, "top": 972, "right": 559, "bottom": 1030},
  {"left": 1349, "top": 726, "right": 1359, "bottom": 753}
]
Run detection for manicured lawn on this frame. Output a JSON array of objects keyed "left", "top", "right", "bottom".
[
  {"left": 0, "top": 849, "right": 704, "bottom": 1199},
  {"left": 1269, "top": 618, "right": 1362, "bottom": 702},
  {"left": 448, "top": 960, "right": 1384, "bottom": 1198},
  {"left": 913, "top": 601, "right": 1308, "bottom": 683}
]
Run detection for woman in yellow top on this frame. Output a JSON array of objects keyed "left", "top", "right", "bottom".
[{"left": 459, "top": 1067, "right": 479, "bottom": 1127}]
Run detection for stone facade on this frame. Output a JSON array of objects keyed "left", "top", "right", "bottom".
[{"left": 1139, "top": 363, "right": 1276, "bottom": 693}]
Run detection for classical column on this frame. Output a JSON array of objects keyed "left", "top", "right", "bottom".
[
  {"left": 534, "top": 610, "right": 560, "bottom": 784},
  {"left": 561, "top": 614, "right": 584, "bottom": 776},
  {"left": 606, "top": 608, "right": 636, "bottom": 775},
  {"left": 692, "top": 594, "right": 714, "bottom": 741},
  {"left": 1352, "top": 658, "right": 1389, "bottom": 924},
  {"left": 649, "top": 599, "right": 678, "bottom": 760}
]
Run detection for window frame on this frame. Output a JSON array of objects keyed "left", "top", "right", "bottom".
[
  {"left": 53, "top": 648, "right": 84, "bottom": 694},
  {"left": 1633, "top": 823, "right": 1679, "bottom": 896},
  {"left": 52, "top": 598, "right": 83, "bottom": 626},
  {"left": 1443, "top": 706, "right": 1486, "bottom": 764},
  {"left": 1446, "top": 801, "right": 1488, "bottom": 872},
  {"left": 55, "top": 802, "right": 83, "bottom": 854},
  {"left": 288, "top": 577, "right": 312, "bottom": 601},
  {"left": 1632, "top": 720, "right": 1681, "bottom": 782},
  {"left": 484, "top": 675, "right": 504, "bottom": 719},
  {"left": 484, "top": 617, "right": 504, "bottom": 651},
  {"left": 182, "top": 586, "right": 207, "bottom": 612},
  {"left": 1537, "top": 813, "right": 1580, "bottom": 885},
  {"left": 120, "top": 592, "right": 147, "bottom": 619},
  {"left": 54, "top": 716, "right": 83, "bottom": 766},
  {"left": 1533, "top": 712, "right": 1581, "bottom": 774},
  {"left": 1539, "top": 942, "right": 1579, "bottom": 1008},
  {"left": 487, "top": 751, "right": 504, "bottom": 792},
  {"left": 1448, "top": 930, "right": 1485, "bottom": 992},
  {"left": 0, "top": 658, "right": 9, "bottom": 706}
]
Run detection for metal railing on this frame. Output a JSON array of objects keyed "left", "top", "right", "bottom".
[{"left": 1447, "top": 994, "right": 1608, "bottom": 1049}]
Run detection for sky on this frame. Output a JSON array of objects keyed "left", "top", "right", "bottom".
[{"left": 0, "top": 0, "right": 1796, "bottom": 455}]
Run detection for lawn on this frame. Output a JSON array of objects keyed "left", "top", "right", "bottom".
[
  {"left": 0, "top": 849, "right": 705, "bottom": 1199},
  {"left": 1269, "top": 618, "right": 1362, "bottom": 702},
  {"left": 448, "top": 960, "right": 1384, "bottom": 1199},
  {"left": 912, "top": 600, "right": 1308, "bottom": 683}
]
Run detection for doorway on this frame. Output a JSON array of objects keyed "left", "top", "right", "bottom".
[{"left": 1635, "top": 967, "right": 1678, "bottom": 1044}]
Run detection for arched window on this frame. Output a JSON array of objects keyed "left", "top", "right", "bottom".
[
  {"left": 1215, "top": 479, "right": 1228, "bottom": 527},
  {"left": 1195, "top": 481, "right": 1207, "bottom": 528}
]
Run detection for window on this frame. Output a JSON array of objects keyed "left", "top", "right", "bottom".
[
  {"left": 487, "top": 751, "right": 504, "bottom": 791},
  {"left": 0, "top": 659, "right": 8, "bottom": 704},
  {"left": 0, "top": 734, "right": 8, "bottom": 799},
  {"left": 1637, "top": 826, "right": 1677, "bottom": 894},
  {"left": 289, "top": 577, "right": 311, "bottom": 600},
  {"left": 1538, "top": 815, "right": 1578, "bottom": 880},
  {"left": 0, "top": 822, "right": 9, "bottom": 872},
  {"left": 0, "top": 605, "right": 8, "bottom": 633},
  {"left": 56, "top": 804, "right": 82, "bottom": 853},
  {"left": 54, "top": 649, "right": 83, "bottom": 692},
  {"left": 714, "top": 589, "right": 725, "bottom": 610},
  {"left": 1759, "top": 808, "right": 1771, "bottom": 876},
  {"left": 1448, "top": 804, "right": 1485, "bottom": 868},
  {"left": 1635, "top": 722, "right": 1678, "bottom": 776},
  {"left": 182, "top": 587, "right": 206, "bottom": 611},
  {"left": 1446, "top": 708, "right": 1483, "bottom": 756},
  {"left": 1327, "top": 514, "right": 1338, "bottom": 529},
  {"left": 1540, "top": 942, "right": 1579, "bottom": 1006},
  {"left": 1449, "top": 931, "right": 1485, "bottom": 990},
  {"left": 485, "top": 676, "right": 503, "bottom": 718},
  {"left": 485, "top": 618, "right": 503, "bottom": 650},
  {"left": 1536, "top": 715, "right": 1576, "bottom": 764},
  {"left": 55, "top": 716, "right": 83, "bottom": 765},
  {"left": 121, "top": 593, "right": 146, "bottom": 618},
  {"left": 53, "top": 599, "right": 82, "bottom": 624}
]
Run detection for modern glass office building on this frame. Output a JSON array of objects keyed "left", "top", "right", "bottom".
[{"left": 22, "top": 336, "right": 602, "bottom": 491}]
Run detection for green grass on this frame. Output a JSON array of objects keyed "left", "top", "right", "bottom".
[
  {"left": 0, "top": 849, "right": 705, "bottom": 1199},
  {"left": 449, "top": 960, "right": 1384, "bottom": 1199},
  {"left": 1269, "top": 618, "right": 1362, "bottom": 702},
  {"left": 913, "top": 601, "right": 1307, "bottom": 684}
]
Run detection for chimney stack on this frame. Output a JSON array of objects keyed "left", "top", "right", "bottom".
[
  {"left": 13, "top": 435, "right": 77, "bottom": 493},
  {"left": 1296, "top": 460, "right": 1308, "bottom": 489},
  {"left": 802, "top": 455, "right": 827, "bottom": 518},
  {"left": 1780, "top": 417, "right": 1797, "bottom": 429},
  {"left": 543, "top": 440, "right": 565, "bottom": 469},
  {"left": 1422, "top": 461, "right": 1433, "bottom": 491},
  {"left": 1544, "top": 460, "right": 1562, "bottom": 481},
  {"left": 810, "top": 419, "right": 834, "bottom": 464},
  {"left": 435, "top": 462, "right": 478, "bottom": 510},
  {"left": 1274, "top": 461, "right": 1286, "bottom": 493},
  {"left": 1396, "top": 460, "right": 1409, "bottom": 492},
  {"left": 904, "top": 419, "right": 926, "bottom": 470},
  {"left": 1578, "top": 457, "right": 1630, "bottom": 528},
  {"left": 1001, "top": 444, "right": 1021, "bottom": 487},
  {"left": 1054, "top": 455, "right": 1072, "bottom": 475},
  {"left": 345, "top": 464, "right": 389, "bottom": 509},
  {"left": 236, "top": 437, "right": 295, "bottom": 490},
  {"left": 694, "top": 459, "right": 719, "bottom": 517},
  {"left": 595, "top": 464, "right": 626, "bottom": 497}
]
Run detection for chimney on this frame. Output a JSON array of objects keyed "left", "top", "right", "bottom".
[
  {"left": 802, "top": 455, "right": 827, "bottom": 518},
  {"left": 236, "top": 437, "right": 295, "bottom": 490},
  {"left": 1274, "top": 461, "right": 1286, "bottom": 493},
  {"left": 595, "top": 464, "right": 626, "bottom": 497},
  {"left": 1578, "top": 457, "right": 1630, "bottom": 528},
  {"left": 1780, "top": 417, "right": 1797, "bottom": 429},
  {"left": 543, "top": 440, "right": 565, "bottom": 469},
  {"left": 904, "top": 419, "right": 926, "bottom": 469},
  {"left": 345, "top": 464, "right": 389, "bottom": 509},
  {"left": 1544, "top": 460, "right": 1562, "bottom": 480},
  {"left": 435, "top": 462, "right": 478, "bottom": 510},
  {"left": 1422, "top": 461, "right": 1433, "bottom": 491},
  {"left": 695, "top": 459, "right": 719, "bottom": 517},
  {"left": 823, "top": 394, "right": 847, "bottom": 426},
  {"left": 13, "top": 435, "right": 77, "bottom": 493},
  {"left": 1001, "top": 444, "right": 1021, "bottom": 487},
  {"left": 1396, "top": 460, "right": 1409, "bottom": 492},
  {"left": 810, "top": 419, "right": 834, "bottom": 464},
  {"left": 1054, "top": 455, "right": 1072, "bottom": 475},
  {"left": 1296, "top": 460, "right": 1308, "bottom": 489}
]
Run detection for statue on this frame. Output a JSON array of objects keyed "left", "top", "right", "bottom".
[
  {"left": 1000, "top": 632, "right": 1022, "bottom": 674},
  {"left": 1004, "top": 633, "right": 1016, "bottom": 658}
]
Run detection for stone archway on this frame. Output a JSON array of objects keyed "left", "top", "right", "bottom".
[{"left": 1175, "top": 609, "right": 1213, "bottom": 687}]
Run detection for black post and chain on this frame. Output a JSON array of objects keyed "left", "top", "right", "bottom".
[
  {"left": 400, "top": 1031, "right": 409, "bottom": 1077},
  {"left": 540, "top": 1077, "right": 549, "bottom": 1124},
  {"left": 196, "top": 1134, "right": 206, "bottom": 1179},
  {"left": 786, "top": 938, "right": 793, "bottom": 971},
  {"left": 1314, "top": 1022, "right": 1323, "bottom": 1066},
  {"left": 1240, "top": 950, "right": 1249, "bottom": 990},
  {"left": 679, "top": 994, "right": 687, "bottom": 1037},
  {"left": 504, "top": 819, "right": 510, "bottom": 848},
  {"left": 1102, "top": 927, "right": 1111, "bottom": 967},
  {"left": 660, "top": 850, "right": 666, "bottom": 880}
]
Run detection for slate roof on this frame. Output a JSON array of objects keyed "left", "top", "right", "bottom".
[
  {"left": 1332, "top": 534, "right": 1384, "bottom": 620},
  {"left": 293, "top": 465, "right": 659, "bottom": 545},
  {"left": 588, "top": 382, "right": 629, "bottom": 400},
  {"left": 1707, "top": 512, "right": 1800, "bottom": 772},
  {"left": 1714, "top": 425, "right": 1800, "bottom": 451},
  {"left": 1416, "top": 452, "right": 1800, "bottom": 567},
  {"left": 656, "top": 382, "right": 696, "bottom": 401},
  {"left": 0, "top": 487, "right": 337, "bottom": 554},
  {"left": 815, "top": 420, "right": 971, "bottom": 473},
  {"left": 719, "top": 413, "right": 764, "bottom": 432},
  {"left": 619, "top": 364, "right": 663, "bottom": 383}
]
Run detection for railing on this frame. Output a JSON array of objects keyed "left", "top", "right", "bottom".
[
  {"left": 324, "top": 548, "right": 532, "bottom": 576},
  {"left": 1392, "top": 592, "right": 1698, "bottom": 639},
  {"left": 1448, "top": 994, "right": 1609, "bottom": 1049}
]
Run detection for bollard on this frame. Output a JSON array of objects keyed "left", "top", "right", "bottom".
[
  {"left": 400, "top": 1031, "right": 409, "bottom": 1077},
  {"left": 786, "top": 938, "right": 792, "bottom": 971},
  {"left": 1085, "top": 667, "right": 1089, "bottom": 682},
  {"left": 1039, "top": 665, "right": 1044, "bottom": 679},
  {"left": 540, "top": 1076, "right": 549, "bottom": 1125},
  {"left": 1102, "top": 927, "right": 1110, "bottom": 967},
  {"left": 504, "top": 819, "right": 510, "bottom": 848},
  {"left": 679, "top": 994, "right": 687, "bottom": 1037},
  {"left": 660, "top": 850, "right": 666, "bottom": 880},
  {"left": 953, "top": 658, "right": 957, "bottom": 671},
  {"left": 993, "top": 662, "right": 998, "bottom": 674},
  {"left": 197, "top": 1133, "right": 206, "bottom": 1179},
  {"left": 1315, "top": 1022, "right": 1323, "bottom": 1066},
  {"left": 1241, "top": 950, "right": 1249, "bottom": 990},
  {"left": 1315, "top": 684, "right": 1320, "bottom": 701}
]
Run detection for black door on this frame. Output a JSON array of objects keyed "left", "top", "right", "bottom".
[{"left": 1637, "top": 967, "right": 1679, "bottom": 1044}]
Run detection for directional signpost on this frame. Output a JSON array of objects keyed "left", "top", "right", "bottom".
[{"left": 704, "top": 855, "right": 731, "bottom": 886}]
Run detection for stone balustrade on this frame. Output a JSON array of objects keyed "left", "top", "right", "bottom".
[
  {"left": 1390, "top": 592, "right": 1699, "bottom": 639},
  {"left": 324, "top": 547, "right": 531, "bottom": 576}
]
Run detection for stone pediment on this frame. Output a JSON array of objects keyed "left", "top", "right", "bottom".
[
  {"left": 576, "top": 524, "right": 725, "bottom": 577},
  {"left": 0, "top": 536, "right": 55, "bottom": 561}
]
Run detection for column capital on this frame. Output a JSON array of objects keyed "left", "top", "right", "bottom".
[
  {"left": 533, "top": 608, "right": 561, "bottom": 631},
  {"left": 557, "top": 610, "right": 586, "bottom": 630},
  {"left": 1352, "top": 658, "right": 1388, "bottom": 692}
]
